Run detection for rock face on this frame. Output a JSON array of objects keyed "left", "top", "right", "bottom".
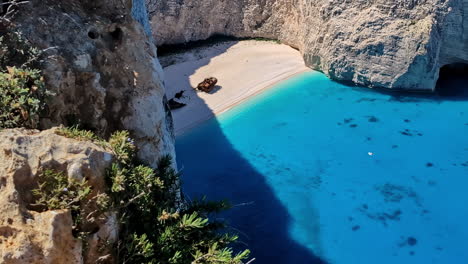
[
  {"left": 11, "top": 0, "right": 175, "bottom": 166},
  {"left": 149, "top": 0, "right": 468, "bottom": 90},
  {"left": 0, "top": 128, "right": 115, "bottom": 264}
]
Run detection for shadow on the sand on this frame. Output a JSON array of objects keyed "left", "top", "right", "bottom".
[
  {"left": 161, "top": 39, "right": 328, "bottom": 264},
  {"left": 208, "top": 85, "right": 222, "bottom": 94}
]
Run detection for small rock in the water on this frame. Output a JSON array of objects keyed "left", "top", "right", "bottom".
[
  {"left": 400, "top": 131, "right": 411, "bottom": 136},
  {"left": 352, "top": 225, "right": 361, "bottom": 231},
  {"left": 392, "top": 145, "right": 399, "bottom": 149},
  {"left": 350, "top": 124, "right": 358, "bottom": 128},
  {"left": 400, "top": 128, "right": 422, "bottom": 137},
  {"left": 404, "top": 119, "right": 411, "bottom": 123},
  {"left": 426, "top": 162, "right": 434, "bottom": 167},
  {"left": 407, "top": 237, "right": 417, "bottom": 246},
  {"left": 368, "top": 116, "right": 379, "bottom": 122}
]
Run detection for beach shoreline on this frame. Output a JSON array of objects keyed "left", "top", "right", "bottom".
[{"left": 162, "top": 40, "right": 312, "bottom": 136}]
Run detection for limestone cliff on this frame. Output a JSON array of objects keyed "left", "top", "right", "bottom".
[
  {"left": 10, "top": 0, "right": 174, "bottom": 166},
  {"left": 0, "top": 128, "right": 116, "bottom": 264},
  {"left": 149, "top": 0, "right": 468, "bottom": 90},
  {"left": 1, "top": 0, "right": 179, "bottom": 262}
]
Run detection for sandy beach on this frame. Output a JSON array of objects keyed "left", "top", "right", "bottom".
[{"left": 162, "top": 40, "right": 311, "bottom": 136}]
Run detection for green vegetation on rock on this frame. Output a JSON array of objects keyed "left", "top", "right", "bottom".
[
  {"left": 41, "top": 128, "right": 251, "bottom": 263},
  {"left": 0, "top": 31, "right": 51, "bottom": 129},
  {"left": 107, "top": 131, "right": 250, "bottom": 264},
  {"left": 31, "top": 169, "right": 97, "bottom": 243}
]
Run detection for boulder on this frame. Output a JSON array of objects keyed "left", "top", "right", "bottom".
[{"left": 0, "top": 128, "right": 116, "bottom": 264}]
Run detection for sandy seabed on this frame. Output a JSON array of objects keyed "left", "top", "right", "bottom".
[{"left": 162, "top": 40, "right": 311, "bottom": 136}]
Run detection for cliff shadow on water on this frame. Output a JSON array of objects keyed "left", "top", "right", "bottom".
[{"left": 160, "top": 38, "right": 328, "bottom": 264}]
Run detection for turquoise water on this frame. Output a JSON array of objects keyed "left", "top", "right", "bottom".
[{"left": 176, "top": 71, "right": 468, "bottom": 264}]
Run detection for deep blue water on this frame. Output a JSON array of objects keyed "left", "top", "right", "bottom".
[{"left": 175, "top": 71, "right": 468, "bottom": 264}]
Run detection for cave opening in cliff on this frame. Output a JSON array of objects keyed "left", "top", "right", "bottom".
[
  {"left": 436, "top": 63, "right": 468, "bottom": 97},
  {"left": 156, "top": 34, "right": 282, "bottom": 57},
  {"left": 157, "top": 35, "right": 240, "bottom": 56}
]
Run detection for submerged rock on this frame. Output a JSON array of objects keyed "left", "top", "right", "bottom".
[
  {"left": 407, "top": 237, "right": 418, "bottom": 246},
  {"left": 368, "top": 116, "right": 379, "bottom": 123}
]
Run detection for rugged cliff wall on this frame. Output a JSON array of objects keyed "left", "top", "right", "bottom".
[
  {"left": 11, "top": 0, "right": 174, "bottom": 166},
  {"left": 149, "top": 0, "right": 468, "bottom": 90},
  {"left": 1, "top": 1, "right": 177, "bottom": 262},
  {"left": 440, "top": 0, "right": 468, "bottom": 65}
]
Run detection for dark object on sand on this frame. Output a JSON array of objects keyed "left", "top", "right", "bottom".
[
  {"left": 175, "top": 90, "right": 185, "bottom": 99},
  {"left": 196, "top": 77, "right": 218, "bottom": 93},
  {"left": 168, "top": 98, "right": 186, "bottom": 110}
]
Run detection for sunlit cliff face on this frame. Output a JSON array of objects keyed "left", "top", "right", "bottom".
[{"left": 149, "top": 0, "right": 468, "bottom": 90}]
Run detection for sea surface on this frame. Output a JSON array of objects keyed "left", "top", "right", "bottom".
[{"left": 175, "top": 71, "right": 468, "bottom": 264}]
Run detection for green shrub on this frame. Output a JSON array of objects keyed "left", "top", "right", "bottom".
[
  {"left": 106, "top": 131, "right": 250, "bottom": 263},
  {"left": 39, "top": 129, "right": 251, "bottom": 263},
  {"left": 109, "top": 130, "right": 137, "bottom": 165},
  {"left": 0, "top": 31, "right": 41, "bottom": 69},
  {"left": 31, "top": 169, "right": 93, "bottom": 240},
  {"left": 0, "top": 31, "right": 51, "bottom": 129},
  {"left": 32, "top": 169, "right": 91, "bottom": 212},
  {"left": 0, "top": 66, "right": 49, "bottom": 128},
  {"left": 55, "top": 126, "right": 108, "bottom": 148}
]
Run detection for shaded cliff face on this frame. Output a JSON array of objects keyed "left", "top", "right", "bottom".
[
  {"left": 440, "top": 0, "right": 468, "bottom": 65},
  {"left": 11, "top": 0, "right": 174, "bottom": 166},
  {"left": 149, "top": 0, "right": 468, "bottom": 90}
]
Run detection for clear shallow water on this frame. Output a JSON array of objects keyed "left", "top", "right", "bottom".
[{"left": 176, "top": 71, "right": 468, "bottom": 264}]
